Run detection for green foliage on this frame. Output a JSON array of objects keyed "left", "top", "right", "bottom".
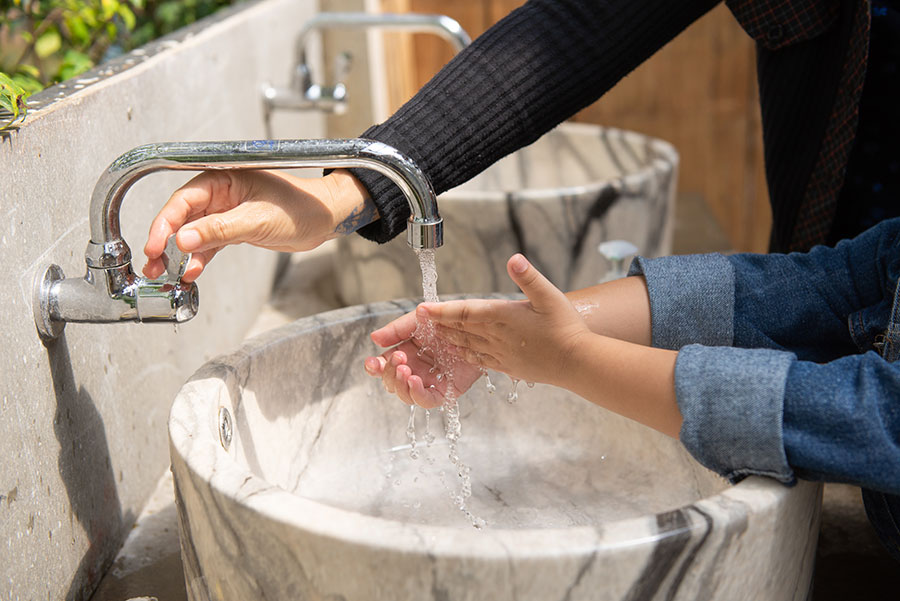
[
  {"left": 0, "top": 0, "right": 238, "bottom": 130},
  {"left": 0, "top": 72, "right": 28, "bottom": 130}
]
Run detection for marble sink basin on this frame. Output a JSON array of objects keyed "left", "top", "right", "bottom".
[
  {"left": 335, "top": 122, "right": 678, "bottom": 305},
  {"left": 169, "top": 300, "right": 822, "bottom": 601}
]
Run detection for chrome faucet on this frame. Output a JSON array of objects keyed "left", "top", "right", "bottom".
[
  {"left": 262, "top": 12, "right": 471, "bottom": 130},
  {"left": 33, "top": 138, "right": 442, "bottom": 341}
]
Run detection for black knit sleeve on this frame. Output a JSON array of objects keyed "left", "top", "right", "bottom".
[{"left": 352, "top": 0, "right": 722, "bottom": 243}]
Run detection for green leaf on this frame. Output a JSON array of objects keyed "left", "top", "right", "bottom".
[
  {"left": 35, "top": 29, "right": 62, "bottom": 58},
  {"left": 12, "top": 73, "right": 44, "bottom": 95},
  {"left": 101, "top": 0, "right": 118, "bottom": 21},
  {"left": 65, "top": 14, "right": 92, "bottom": 46},
  {"left": 0, "top": 72, "right": 28, "bottom": 131},
  {"left": 118, "top": 5, "right": 136, "bottom": 30},
  {"left": 16, "top": 64, "right": 41, "bottom": 79},
  {"left": 57, "top": 50, "right": 94, "bottom": 81}
]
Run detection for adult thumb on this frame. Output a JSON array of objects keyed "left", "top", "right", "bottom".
[
  {"left": 176, "top": 207, "right": 254, "bottom": 253},
  {"left": 507, "top": 254, "right": 567, "bottom": 310}
]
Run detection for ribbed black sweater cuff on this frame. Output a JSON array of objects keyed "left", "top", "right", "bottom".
[{"left": 349, "top": 0, "right": 720, "bottom": 243}]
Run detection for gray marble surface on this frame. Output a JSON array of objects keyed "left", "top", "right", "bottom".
[
  {"left": 335, "top": 122, "right": 678, "bottom": 304},
  {"left": 169, "top": 299, "right": 822, "bottom": 601}
]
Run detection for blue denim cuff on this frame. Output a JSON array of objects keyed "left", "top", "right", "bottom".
[
  {"left": 628, "top": 254, "right": 734, "bottom": 350},
  {"left": 675, "top": 344, "right": 796, "bottom": 484}
]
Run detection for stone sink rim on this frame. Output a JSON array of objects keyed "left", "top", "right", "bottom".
[
  {"left": 168, "top": 299, "right": 814, "bottom": 560},
  {"left": 438, "top": 122, "right": 679, "bottom": 203}
]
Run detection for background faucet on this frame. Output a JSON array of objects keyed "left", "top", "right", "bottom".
[
  {"left": 33, "top": 138, "right": 442, "bottom": 341},
  {"left": 261, "top": 12, "right": 471, "bottom": 133}
]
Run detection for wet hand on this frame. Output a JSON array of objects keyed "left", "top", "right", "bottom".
[
  {"left": 419, "top": 254, "right": 589, "bottom": 386},
  {"left": 364, "top": 310, "right": 482, "bottom": 409}
]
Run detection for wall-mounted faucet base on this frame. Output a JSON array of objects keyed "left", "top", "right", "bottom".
[{"left": 33, "top": 264, "right": 66, "bottom": 342}]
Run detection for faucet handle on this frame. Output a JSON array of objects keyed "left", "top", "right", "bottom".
[
  {"left": 598, "top": 240, "right": 639, "bottom": 282},
  {"left": 133, "top": 233, "right": 198, "bottom": 323},
  {"left": 161, "top": 234, "right": 191, "bottom": 282}
]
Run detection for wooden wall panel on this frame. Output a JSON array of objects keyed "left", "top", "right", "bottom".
[{"left": 378, "top": 1, "right": 771, "bottom": 252}]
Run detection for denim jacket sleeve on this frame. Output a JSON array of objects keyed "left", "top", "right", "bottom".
[{"left": 627, "top": 219, "right": 900, "bottom": 494}]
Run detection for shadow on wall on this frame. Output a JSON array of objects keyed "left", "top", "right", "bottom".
[{"left": 46, "top": 334, "right": 135, "bottom": 601}]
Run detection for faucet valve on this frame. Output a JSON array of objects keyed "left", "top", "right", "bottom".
[
  {"left": 33, "top": 138, "right": 440, "bottom": 342},
  {"left": 262, "top": 13, "right": 470, "bottom": 134},
  {"left": 135, "top": 280, "right": 199, "bottom": 323}
]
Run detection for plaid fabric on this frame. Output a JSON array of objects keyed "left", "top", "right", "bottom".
[
  {"left": 728, "top": 0, "right": 872, "bottom": 250},
  {"left": 726, "top": 0, "right": 841, "bottom": 49},
  {"left": 790, "top": 1, "right": 871, "bottom": 250}
]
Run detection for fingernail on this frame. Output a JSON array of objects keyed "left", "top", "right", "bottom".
[
  {"left": 416, "top": 305, "right": 429, "bottom": 318},
  {"left": 510, "top": 254, "right": 528, "bottom": 274},
  {"left": 178, "top": 228, "right": 201, "bottom": 250}
]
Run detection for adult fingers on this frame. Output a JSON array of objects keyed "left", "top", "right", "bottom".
[
  {"left": 141, "top": 247, "right": 220, "bottom": 282},
  {"left": 171, "top": 202, "right": 272, "bottom": 255},
  {"left": 506, "top": 254, "right": 568, "bottom": 311},
  {"left": 144, "top": 172, "right": 237, "bottom": 260}
]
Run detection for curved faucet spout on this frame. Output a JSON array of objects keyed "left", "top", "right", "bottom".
[
  {"left": 89, "top": 138, "right": 441, "bottom": 269},
  {"left": 262, "top": 12, "right": 471, "bottom": 124},
  {"left": 35, "top": 138, "right": 441, "bottom": 342},
  {"left": 295, "top": 13, "right": 471, "bottom": 67}
]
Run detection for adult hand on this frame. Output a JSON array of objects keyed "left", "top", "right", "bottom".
[
  {"left": 365, "top": 310, "right": 483, "bottom": 409},
  {"left": 142, "top": 169, "right": 375, "bottom": 282}
]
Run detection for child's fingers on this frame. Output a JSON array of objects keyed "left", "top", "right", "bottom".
[
  {"left": 434, "top": 325, "right": 491, "bottom": 353},
  {"left": 364, "top": 356, "right": 387, "bottom": 377},
  {"left": 371, "top": 311, "right": 418, "bottom": 348},
  {"left": 506, "top": 254, "right": 569, "bottom": 311},
  {"left": 407, "top": 375, "right": 445, "bottom": 409},
  {"left": 393, "top": 364, "right": 416, "bottom": 405},
  {"left": 417, "top": 299, "right": 503, "bottom": 327},
  {"left": 382, "top": 351, "right": 407, "bottom": 394}
]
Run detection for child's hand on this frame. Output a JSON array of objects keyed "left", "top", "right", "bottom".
[
  {"left": 420, "top": 254, "right": 589, "bottom": 387},
  {"left": 364, "top": 311, "right": 483, "bottom": 408}
]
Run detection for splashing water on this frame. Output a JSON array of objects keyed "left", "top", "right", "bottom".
[
  {"left": 406, "top": 406, "right": 419, "bottom": 460},
  {"left": 423, "top": 409, "right": 436, "bottom": 446},
  {"left": 410, "top": 249, "right": 484, "bottom": 528},
  {"left": 482, "top": 368, "right": 497, "bottom": 394},
  {"left": 507, "top": 379, "right": 519, "bottom": 404}
]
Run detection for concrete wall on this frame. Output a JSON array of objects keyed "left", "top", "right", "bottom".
[{"left": 0, "top": 1, "right": 324, "bottom": 599}]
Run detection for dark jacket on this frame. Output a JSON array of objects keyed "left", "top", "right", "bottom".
[{"left": 353, "top": 0, "right": 871, "bottom": 253}]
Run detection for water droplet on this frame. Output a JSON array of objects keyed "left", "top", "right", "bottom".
[
  {"left": 526, "top": 381, "right": 535, "bottom": 388},
  {"left": 507, "top": 379, "right": 520, "bottom": 404},
  {"left": 406, "top": 405, "right": 418, "bottom": 459},
  {"left": 484, "top": 372, "right": 496, "bottom": 394}
]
